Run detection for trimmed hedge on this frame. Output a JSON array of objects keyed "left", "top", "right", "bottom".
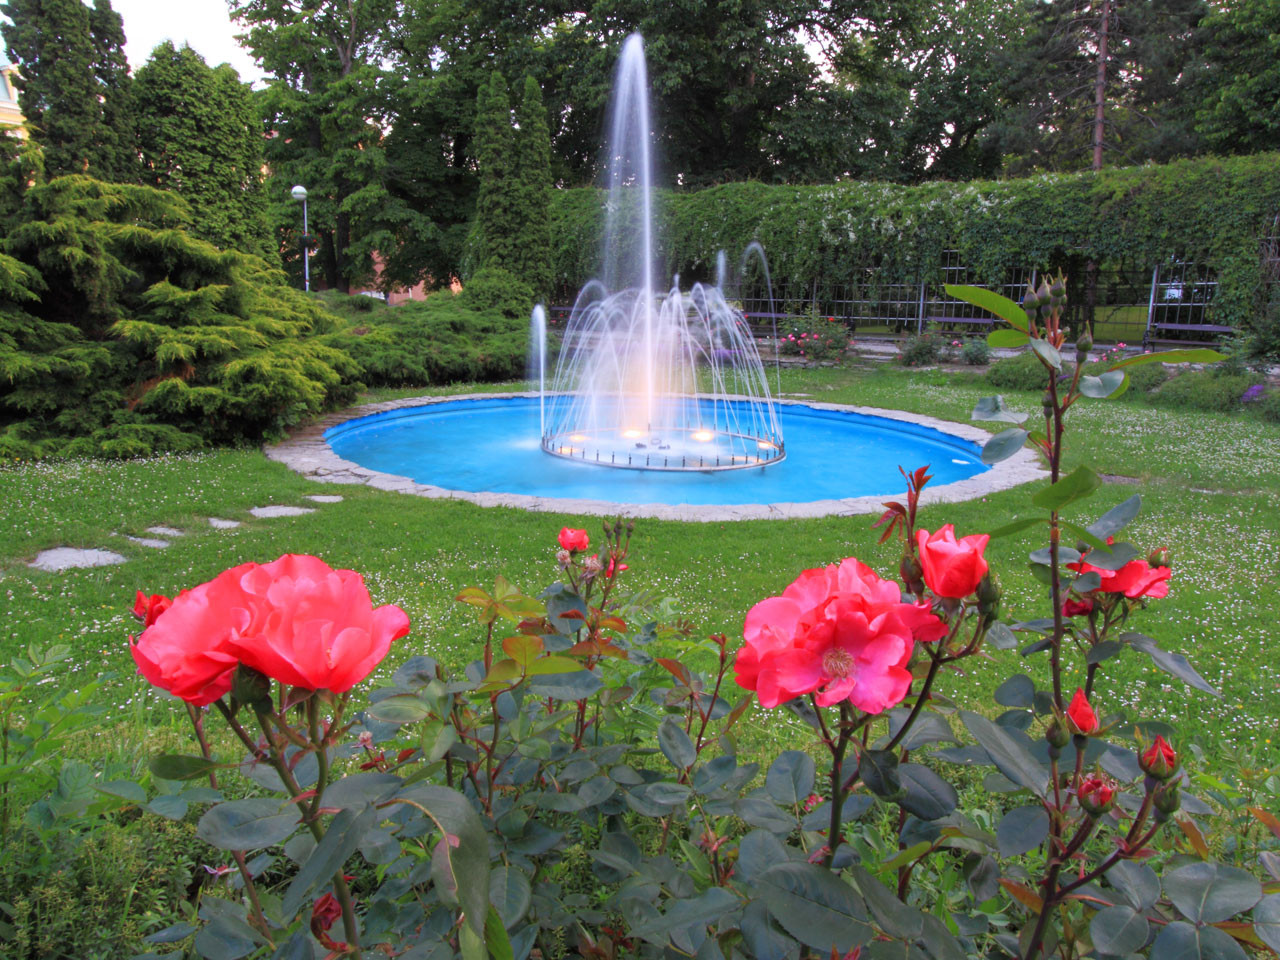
[{"left": 549, "top": 153, "right": 1280, "bottom": 341}]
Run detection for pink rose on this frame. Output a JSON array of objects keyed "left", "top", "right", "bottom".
[
  {"left": 735, "top": 558, "right": 945, "bottom": 712},
  {"left": 558, "top": 527, "right": 589, "bottom": 552},
  {"left": 1102, "top": 560, "right": 1171, "bottom": 599},
  {"left": 1067, "top": 687, "right": 1099, "bottom": 734},
  {"left": 915, "top": 525, "right": 990, "bottom": 598},
  {"left": 229, "top": 554, "right": 410, "bottom": 693},
  {"left": 133, "top": 590, "right": 173, "bottom": 628},
  {"left": 130, "top": 563, "right": 257, "bottom": 706}
]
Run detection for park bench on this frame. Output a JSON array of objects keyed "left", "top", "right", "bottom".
[{"left": 1142, "top": 321, "right": 1234, "bottom": 350}]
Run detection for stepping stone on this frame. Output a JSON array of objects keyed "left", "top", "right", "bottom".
[
  {"left": 126, "top": 535, "right": 170, "bottom": 549},
  {"left": 306, "top": 495, "right": 344, "bottom": 503},
  {"left": 29, "top": 547, "right": 127, "bottom": 571},
  {"left": 249, "top": 505, "right": 316, "bottom": 519},
  {"left": 208, "top": 517, "right": 241, "bottom": 529},
  {"left": 146, "top": 525, "right": 186, "bottom": 537}
]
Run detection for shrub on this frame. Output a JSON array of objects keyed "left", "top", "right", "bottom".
[
  {"left": 987, "top": 349, "right": 1045, "bottom": 390},
  {"left": 324, "top": 289, "right": 528, "bottom": 386},
  {"left": 1258, "top": 388, "right": 1280, "bottom": 423},
  {"left": 779, "top": 313, "right": 846, "bottom": 362},
  {"left": 457, "top": 266, "right": 535, "bottom": 319},
  {"left": 1152, "top": 370, "right": 1264, "bottom": 412},
  {"left": 898, "top": 332, "right": 944, "bottom": 366},
  {"left": 1081, "top": 357, "right": 1168, "bottom": 399},
  {"left": 960, "top": 337, "right": 990, "bottom": 365}
]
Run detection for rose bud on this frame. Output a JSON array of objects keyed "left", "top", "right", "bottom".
[
  {"left": 1078, "top": 776, "right": 1116, "bottom": 818},
  {"left": 977, "top": 573, "right": 1002, "bottom": 620},
  {"left": 1153, "top": 780, "right": 1181, "bottom": 820},
  {"left": 231, "top": 664, "right": 275, "bottom": 713},
  {"left": 1075, "top": 333, "right": 1093, "bottom": 359},
  {"left": 1066, "top": 688, "right": 1100, "bottom": 735},
  {"left": 1140, "top": 735, "right": 1178, "bottom": 780},
  {"left": 914, "top": 525, "right": 990, "bottom": 599},
  {"left": 1045, "top": 720, "right": 1071, "bottom": 750},
  {"left": 1147, "top": 546, "right": 1172, "bottom": 568},
  {"left": 899, "top": 554, "right": 924, "bottom": 595}
]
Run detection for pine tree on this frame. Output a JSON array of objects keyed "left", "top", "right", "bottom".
[
  {"left": 513, "top": 75, "right": 553, "bottom": 299},
  {"left": 0, "top": 0, "right": 137, "bottom": 180},
  {"left": 135, "top": 42, "right": 271, "bottom": 259},
  {"left": 468, "top": 71, "right": 519, "bottom": 277}
]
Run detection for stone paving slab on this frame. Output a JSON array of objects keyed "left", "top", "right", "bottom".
[
  {"left": 208, "top": 517, "right": 242, "bottom": 529},
  {"left": 146, "top": 525, "right": 185, "bottom": 537},
  {"left": 266, "top": 392, "right": 1048, "bottom": 522},
  {"left": 306, "top": 495, "right": 344, "bottom": 503},
  {"left": 29, "top": 547, "right": 128, "bottom": 571},
  {"left": 250, "top": 505, "right": 316, "bottom": 519},
  {"left": 125, "top": 535, "right": 170, "bottom": 549}
]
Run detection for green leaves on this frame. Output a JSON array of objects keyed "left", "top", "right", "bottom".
[
  {"left": 197, "top": 798, "right": 299, "bottom": 850},
  {"left": 757, "top": 862, "right": 872, "bottom": 953},
  {"left": 982, "top": 428, "right": 1028, "bottom": 465},
  {"left": 996, "top": 805, "right": 1049, "bottom": 857},
  {"left": 1111, "top": 349, "right": 1228, "bottom": 369},
  {"left": 1163, "top": 862, "right": 1263, "bottom": 924},
  {"left": 766, "top": 751, "right": 816, "bottom": 806},
  {"left": 972, "top": 395, "right": 1028, "bottom": 424},
  {"left": 1078, "top": 370, "right": 1127, "bottom": 399},
  {"left": 282, "top": 804, "right": 375, "bottom": 916},
  {"left": 1090, "top": 905, "right": 1150, "bottom": 956},
  {"left": 943, "top": 284, "right": 1028, "bottom": 332},
  {"left": 1122, "top": 633, "right": 1220, "bottom": 696},
  {"left": 1031, "top": 465, "right": 1100, "bottom": 512},
  {"left": 658, "top": 718, "right": 696, "bottom": 771},
  {"left": 987, "top": 328, "right": 1030, "bottom": 348},
  {"left": 1150, "top": 921, "right": 1249, "bottom": 960},
  {"left": 961, "top": 712, "right": 1047, "bottom": 797},
  {"left": 149, "top": 754, "right": 221, "bottom": 781},
  {"left": 1029, "top": 338, "right": 1062, "bottom": 371}
]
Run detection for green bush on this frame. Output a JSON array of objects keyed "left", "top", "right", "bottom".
[
  {"left": 1151, "top": 370, "right": 1264, "bottom": 412},
  {"left": 1081, "top": 357, "right": 1168, "bottom": 398},
  {"left": 987, "top": 350, "right": 1045, "bottom": 390},
  {"left": 960, "top": 338, "right": 991, "bottom": 366},
  {"left": 779, "top": 313, "right": 847, "bottom": 362},
  {"left": 457, "top": 265, "right": 535, "bottom": 319},
  {"left": 899, "top": 333, "right": 945, "bottom": 367},
  {"left": 0, "top": 176, "right": 362, "bottom": 458},
  {"left": 325, "top": 290, "right": 528, "bottom": 387},
  {"left": 1258, "top": 388, "right": 1280, "bottom": 423},
  {"left": 0, "top": 815, "right": 199, "bottom": 959}
]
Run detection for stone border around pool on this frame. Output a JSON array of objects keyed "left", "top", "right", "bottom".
[{"left": 265, "top": 393, "right": 1048, "bottom": 522}]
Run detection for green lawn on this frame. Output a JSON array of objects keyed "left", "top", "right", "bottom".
[{"left": 2, "top": 364, "right": 1277, "bottom": 768}]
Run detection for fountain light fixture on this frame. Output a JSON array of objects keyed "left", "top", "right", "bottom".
[{"left": 692, "top": 430, "right": 714, "bottom": 442}]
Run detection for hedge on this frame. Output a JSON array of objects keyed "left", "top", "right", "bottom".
[{"left": 549, "top": 153, "right": 1280, "bottom": 336}]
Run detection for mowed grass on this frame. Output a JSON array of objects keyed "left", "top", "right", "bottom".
[{"left": 1, "top": 363, "right": 1277, "bottom": 767}]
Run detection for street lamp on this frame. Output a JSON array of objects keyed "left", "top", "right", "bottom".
[{"left": 291, "top": 184, "right": 310, "bottom": 292}]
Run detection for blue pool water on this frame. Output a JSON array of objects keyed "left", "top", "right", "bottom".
[{"left": 325, "top": 396, "right": 988, "bottom": 506}]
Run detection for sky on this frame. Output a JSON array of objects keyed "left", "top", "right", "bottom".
[{"left": 109, "top": 0, "right": 267, "bottom": 84}]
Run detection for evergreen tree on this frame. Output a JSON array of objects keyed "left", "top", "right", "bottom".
[
  {"left": 135, "top": 42, "right": 272, "bottom": 259},
  {"left": 0, "top": 0, "right": 137, "bottom": 180},
  {"left": 512, "top": 75, "right": 552, "bottom": 299},
  {"left": 467, "top": 71, "right": 518, "bottom": 278}
]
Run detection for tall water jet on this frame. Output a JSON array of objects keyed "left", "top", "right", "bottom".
[
  {"left": 529, "top": 305, "right": 547, "bottom": 438},
  {"left": 540, "top": 34, "right": 784, "bottom": 472}
]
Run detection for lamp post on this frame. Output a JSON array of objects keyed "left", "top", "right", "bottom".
[{"left": 291, "top": 184, "right": 310, "bottom": 292}]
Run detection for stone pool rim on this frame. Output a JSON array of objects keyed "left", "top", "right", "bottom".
[{"left": 265, "top": 392, "right": 1048, "bottom": 522}]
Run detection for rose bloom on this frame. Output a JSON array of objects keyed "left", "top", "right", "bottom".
[
  {"left": 915, "top": 525, "right": 990, "bottom": 599},
  {"left": 1067, "top": 557, "right": 1171, "bottom": 600},
  {"left": 133, "top": 591, "right": 173, "bottom": 628},
  {"left": 229, "top": 554, "right": 410, "bottom": 693},
  {"left": 558, "top": 527, "right": 589, "bottom": 552},
  {"left": 735, "top": 558, "right": 945, "bottom": 714},
  {"left": 130, "top": 562, "right": 258, "bottom": 706},
  {"left": 1067, "top": 687, "right": 1100, "bottom": 734}
]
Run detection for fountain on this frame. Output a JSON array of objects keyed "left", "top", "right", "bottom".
[
  {"left": 306, "top": 34, "right": 1022, "bottom": 519},
  {"left": 540, "top": 35, "right": 784, "bottom": 473}
]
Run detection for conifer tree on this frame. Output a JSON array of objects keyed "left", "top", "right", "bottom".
[
  {"left": 0, "top": 0, "right": 137, "bottom": 180},
  {"left": 135, "top": 42, "right": 271, "bottom": 259},
  {"left": 468, "top": 71, "right": 519, "bottom": 277},
  {"left": 513, "top": 74, "right": 553, "bottom": 299}
]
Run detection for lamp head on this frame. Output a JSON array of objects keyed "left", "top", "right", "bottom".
[{"left": 290, "top": 185, "right": 308, "bottom": 201}]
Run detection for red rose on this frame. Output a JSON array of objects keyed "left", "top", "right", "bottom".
[
  {"left": 914, "top": 525, "right": 990, "bottom": 599},
  {"left": 133, "top": 590, "right": 174, "bottom": 628},
  {"left": 228, "top": 554, "right": 410, "bottom": 693},
  {"left": 1079, "top": 776, "right": 1115, "bottom": 816},
  {"left": 1066, "top": 687, "right": 1099, "bottom": 735},
  {"left": 1140, "top": 735, "right": 1178, "bottom": 779},
  {"left": 1062, "top": 598, "right": 1094, "bottom": 618},
  {"left": 129, "top": 563, "right": 256, "bottom": 706},
  {"left": 558, "top": 527, "right": 589, "bottom": 552},
  {"left": 1103, "top": 560, "right": 1171, "bottom": 599},
  {"left": 311, "top": 893, "right": 342, "bottom": 933}
]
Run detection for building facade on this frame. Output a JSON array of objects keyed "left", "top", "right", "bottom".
[{"left": 0, "top": 63, "right": 25, "bottom": 136}]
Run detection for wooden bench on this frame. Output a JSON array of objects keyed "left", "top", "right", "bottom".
[
  {"left": 927, "top": 315, "right": 997, "bottom": 333},
  {"left": 1142, "top": 322, "right": 1234, "bottom": 350}
]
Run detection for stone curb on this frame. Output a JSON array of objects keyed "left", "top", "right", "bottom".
[{"left": 265, "top": 393, "right": 1048, "bottom": 522}]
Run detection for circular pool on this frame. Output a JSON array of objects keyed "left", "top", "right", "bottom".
[{"left": 270, "top": 394, "right": 1044, "bottom": 520}]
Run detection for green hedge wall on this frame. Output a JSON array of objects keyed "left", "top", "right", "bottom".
[{"left": 549, "top": 153, "right": 1280, "bottom": 333}]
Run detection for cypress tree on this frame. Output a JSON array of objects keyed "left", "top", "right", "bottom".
[
  {"left": 513, "top": 74, "right": 553, "bottom": 299},
  {"left": 135, "top": 42, "right": 271, "bottom": 259},
  {"left": 0, "top": 0, "right": 137, "bottom": 180},
  {"left": 468, "top": 71, "right": 519, "bottom": 276}
]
